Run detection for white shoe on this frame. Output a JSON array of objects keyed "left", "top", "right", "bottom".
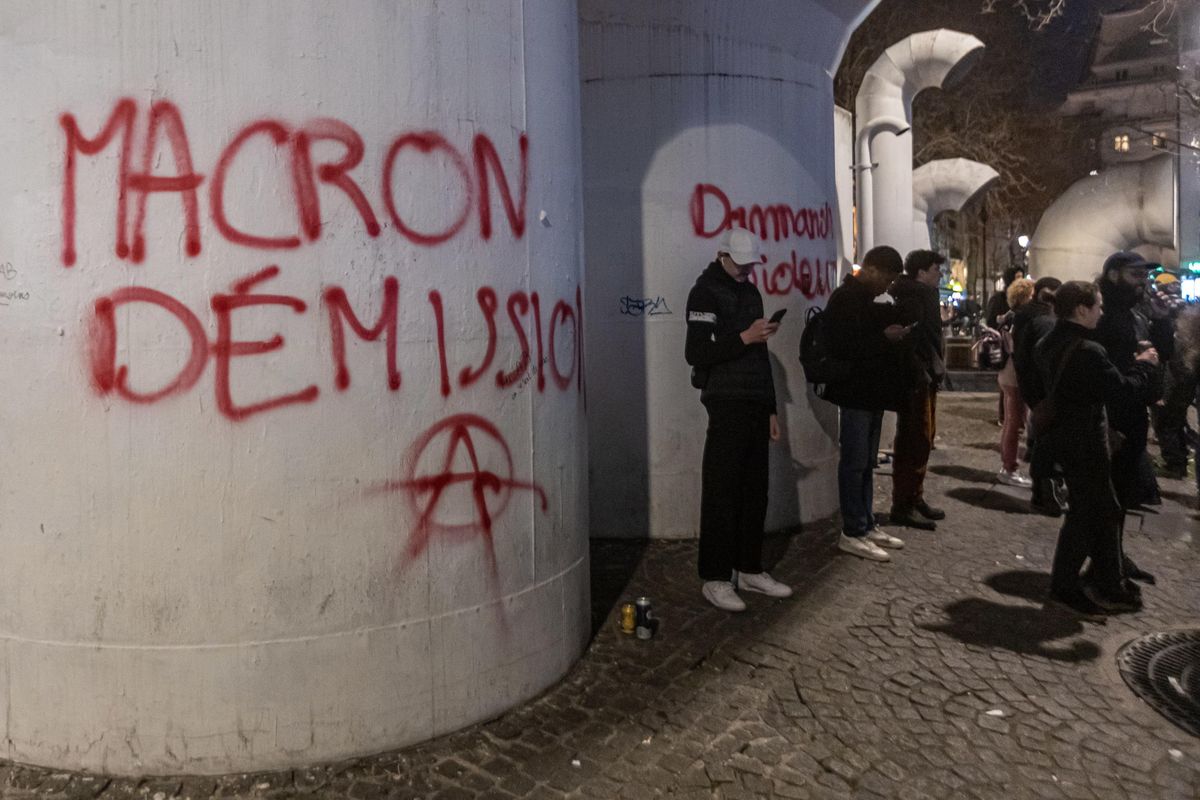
[
  {"left": 702, "top": 581, "right": 746, "bottom": 612},
  {"left": 838, "top": 534, "right": 891, "bottom": 562},
  {"left": 737, "top": 571, "right": 793, "bottom": 598},
  {"left": 866, "top": 527, "right": 905, "bottom": 550},
  {"left": 998, "top": 469, "right": 1033, "bottom": 488}
]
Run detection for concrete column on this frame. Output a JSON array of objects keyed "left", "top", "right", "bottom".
[
  {"left": 855, "top": 30, "right": 985, "bottom": 256},
  {"left": 1029, "top": 154, "right": 1177, "bottom": 281},
  {"left": 580, "top": 0, "right": 880, "bottom": 540},
  {"left": 0, "top": 0, "right": 588, "bottom": 774}
]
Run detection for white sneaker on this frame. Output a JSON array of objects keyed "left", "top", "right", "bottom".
[
  {"left": 998, "top": 469, "right": 1033, "bottom": 488},
  {"left": 737, "top": 571, "right": 793, "bottom": 598},
  {"left": 838, "top": 534, "right": 891, "bottom": 562},
  {"left": 866, "top": 527, "right": 905, "bottom": 550},
  {"left": 702, "top": 580, "right": 746, "bottom": 612}
]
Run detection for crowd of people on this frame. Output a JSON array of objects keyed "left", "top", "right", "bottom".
[{"left": 684, "top": 225, "right": 1199, "bottom": 617}]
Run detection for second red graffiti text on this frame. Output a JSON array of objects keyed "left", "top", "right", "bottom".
[{"left": 88, "top": 268, "right": 584, "bottom": 422}]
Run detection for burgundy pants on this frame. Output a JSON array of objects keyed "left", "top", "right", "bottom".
[
  {"left": 1000, "top": 385, "right": 1026, "bottom": 472},
  {"left": 893, "top": 385, "right": 936, "bottom": 511}
]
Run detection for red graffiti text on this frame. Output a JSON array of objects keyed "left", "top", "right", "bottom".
[
  {"left": 689, "top": 183, "right": 833, "bottom": 243},
  {"left": 60, "top": 98, "right": 528, "bottom": 266},
  {"left": 86, "top": 268, "right": 583, "bottom": 422}
]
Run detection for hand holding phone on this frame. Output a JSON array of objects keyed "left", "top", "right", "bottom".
[{"left": 768, "top": 308, "right": 787, "bottom": 324}]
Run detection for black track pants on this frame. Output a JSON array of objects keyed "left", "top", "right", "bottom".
[{"left": 698, "top": 400, "right": 770, "bottom": 581}]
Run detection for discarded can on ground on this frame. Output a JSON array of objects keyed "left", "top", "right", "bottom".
[
  {"left": 619, "top": 602, "right": 637, "bottom": 634},
  {"left": 635, "top": 597, "right": 653, "bottom": 639}
]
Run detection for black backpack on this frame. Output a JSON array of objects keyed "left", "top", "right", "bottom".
[{"left": 799, "top": 306, "right": 853, "bottom": 392}]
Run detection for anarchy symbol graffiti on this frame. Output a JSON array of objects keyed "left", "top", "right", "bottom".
[{"left": 381, "top": 414, "right": 548, "bottom": 570}]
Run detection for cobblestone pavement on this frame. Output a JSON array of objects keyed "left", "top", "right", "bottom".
[{"left": 4, "top": 393, "right": 1199, "bottom": 799}]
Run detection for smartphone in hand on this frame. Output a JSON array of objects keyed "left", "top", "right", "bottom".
[{"left": 768, "top": 308, "right": 787, "bottom": 324}]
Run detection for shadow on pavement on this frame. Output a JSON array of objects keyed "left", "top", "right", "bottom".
[
  {"left": 761, "top": 526, "right": 803, "bottom": 572},
  {"left": 929, "top": 464, "right": 998, "bottom": 484},
  {"left": 918, "top": 593, "right": 1102, "bottom": 663},
  {"left": 1160, "top": 488, "right": 1198, "bottom": 508},
  {"left": 589, "top": 539, "right": 651, "bottom": 637},
  {"left": 984, "top": 569, "right": 1050, "bottom": 601},
  {"left": 945, "top": 486, "right": 1036, "bottom": 515}
]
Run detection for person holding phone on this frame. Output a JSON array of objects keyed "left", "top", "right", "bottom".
[
  {"left": 818, "top": 246, "right": 913, "bottom": 561},
  {"left": 684, "top": 226, "right": 792, "bottom": 612},
  {"left": 888, "top": 250, "right": 948, "bottom": 531}
]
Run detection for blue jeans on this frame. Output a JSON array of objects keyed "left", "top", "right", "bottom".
[{"left": 839, "top": 408, "right": 883, "bottom": 537}]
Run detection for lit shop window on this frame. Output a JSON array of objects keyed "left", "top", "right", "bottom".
[
  {"left": 1151, "top": 132, "right": 1166, "bottom": 148},
  {"left": 1113, "top": 134, "right": 1130, "bottom": 153}
]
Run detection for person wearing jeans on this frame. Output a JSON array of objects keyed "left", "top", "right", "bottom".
[
  {"left": 838, "top": 408, "right": 884, "bottom": 538},
  {"left": 819, "top": 246, "right": 913, "bottom": 562}
]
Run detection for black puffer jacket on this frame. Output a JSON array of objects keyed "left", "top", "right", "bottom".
[
  {"left": 1034, "top": 319, "right": 1161, "bottom": 453},
  {"left": 819, "top": 276, "right": 908, "bottom": 411},
  {"left": 684, "top": 261, "right": 777, "bottom": 411}
]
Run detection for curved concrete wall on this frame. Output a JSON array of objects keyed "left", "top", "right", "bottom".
[
  {"left": 0, "top": 0, "right": 588, "bottom": 775},
  {"left": 911, "top": 158, "right": 999, "bottom": 250},
  {"left": 581, "top": 0, "right": 879, "bottom": 540},
  {"left": 855, "top": 30, "right": 985, "bottom": 255},
  {"left": 835, "top": 106, "right": 856, "bottom": 270},
  {"left": 1029, "top": 154, "right": 1177, "bottom": 281}
]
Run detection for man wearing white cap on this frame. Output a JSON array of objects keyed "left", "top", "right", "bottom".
[{"left": 684, "top": 226, "right": 793, "bottom": 612}]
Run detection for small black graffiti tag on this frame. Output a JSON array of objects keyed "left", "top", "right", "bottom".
[{"left": 619, "top": 295, "right": 672, "bottom": 317}]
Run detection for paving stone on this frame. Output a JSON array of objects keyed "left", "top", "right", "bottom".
[{"left": 3, "top": 395, "right": 1198, "bottom": 800}]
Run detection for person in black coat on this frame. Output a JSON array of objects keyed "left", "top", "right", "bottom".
[
  {"left": 821, "top": 246, "right": 912, "bottom": 562},
  {"left": 1034, "top": 281, "right": 1161, "bottom": 615},
  {"left": 888, "top": 250, "right": 947, "bottom": 530},
  {"left": 1094, "top": 252, "right": 1169, "bottom": 510},
  {"left": 684, "top": 226, "right": 793, "bottom": 613}
]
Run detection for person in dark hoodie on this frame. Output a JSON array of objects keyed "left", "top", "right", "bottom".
[
  {"left": 1012, "top": 276, "right": 1066, "bottom": 515},
  {"left": 1094, "top": 251, "right": 1170, "bottom": 511},
  {"left": 684, "top": 226, "right": 793, "bottom": 613},
  {"left": 888, "top": 249, "right": 947, "bottom": 531},
  {"left": 822, "top": 246, "right": 912, "bottom": 561},
  {"left": 1034, "top": 281, "right": 1160, "bottom": 615}
]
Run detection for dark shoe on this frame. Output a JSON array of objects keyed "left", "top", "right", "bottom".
[
  {"left": 914, "top": 500, "right": 946, "bottom": 521},
  {"left": 1082, "top": 582, "right": 1143, "bottom": 613},
  {"left": 1047, "top": 589, "right": 1108, "bottom": 620},
  {"left": 1124, "top": 558, "right": 1156, "bottom": 586},
  {"left": 1050, "top": 478, "right": 1069, "bottom": 513},
  {"left": 1143, "top": 495, "right": 1162, "bottom": 506},
  {"left": 889, "top": 508, "right": 937, "bottom": 531},
  {"left": 1030, "top": 495, "right": 1062, "bottom": 517}
]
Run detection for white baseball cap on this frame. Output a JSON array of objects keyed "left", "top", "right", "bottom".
[{"left": 718, "top": 226, "right": 761, "bottom": 266}]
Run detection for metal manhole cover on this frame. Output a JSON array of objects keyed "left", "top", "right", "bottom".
[{"left": 1117, "top": 630, "right": 1200, "bottom": 737}]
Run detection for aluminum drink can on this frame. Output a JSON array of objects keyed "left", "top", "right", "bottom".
[
  {"left": 635, "top": 597, "right": 653, "bottom": 640},
  {"left": 619, "top": 603, "right": 637, "bottom": 634}
]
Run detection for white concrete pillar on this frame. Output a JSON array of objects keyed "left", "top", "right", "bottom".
[
  {"left": 1029, "top": 154, "right": 1178, "bottom": 281},
  {"left": 911, "top": 159, "right": 999, "bottom": 251},
  {"left": 0, "top": 0, "right": 588, "bottom": 774},
  {"left": 855, "top": 30, "right": 985, "bottom": 256},
  {"left": 580, "top": 0, "right": 881, "bottom": 540}
]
